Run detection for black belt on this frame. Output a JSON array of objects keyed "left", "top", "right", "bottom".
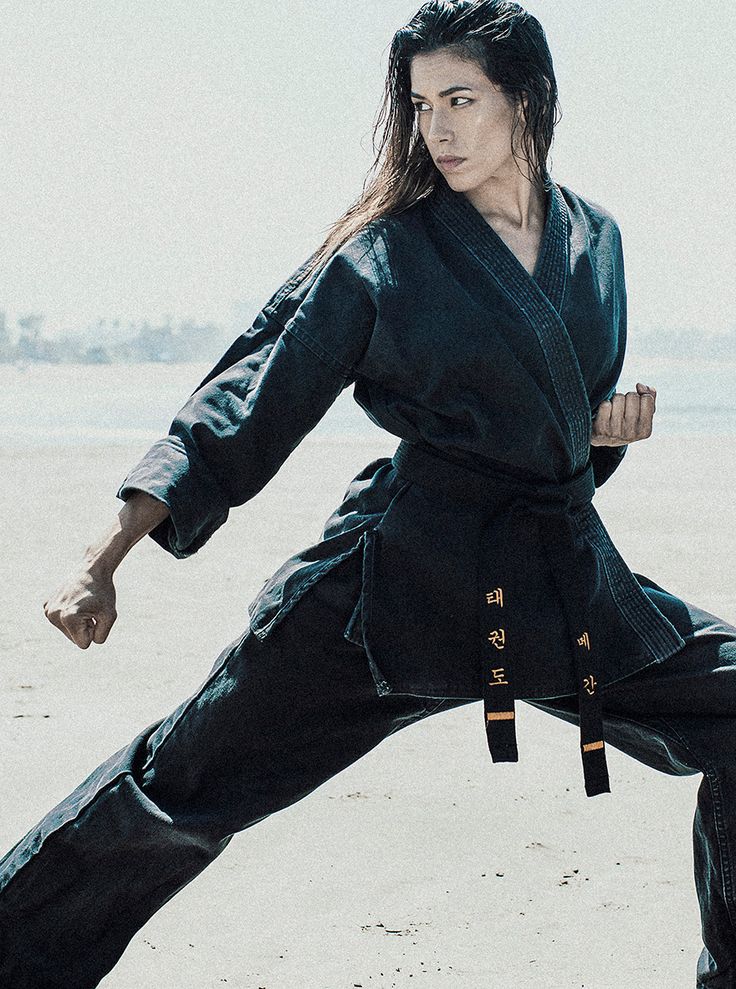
[{"left": 392, "top": 440, "right": 610, "bottom": 798}]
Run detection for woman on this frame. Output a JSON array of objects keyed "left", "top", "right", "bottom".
[{"left": 1, "top": 1, "right": 733, "bottom": 984}]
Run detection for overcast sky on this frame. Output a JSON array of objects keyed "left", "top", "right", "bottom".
[{"left": 2, "top": 0, "right": 735, "bottom": 337}]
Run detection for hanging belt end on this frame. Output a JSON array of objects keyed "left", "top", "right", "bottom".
[
  {"left": 489, "top": 743, "right": 519, "bottom": 763},
  {"left": 582, "top": 741, "right": 611, "bottom": 797},
  {"left": 485, "top": 709, "right": 519, "bottom": 762}
]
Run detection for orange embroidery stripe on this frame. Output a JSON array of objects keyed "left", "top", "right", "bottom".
[
  {"left": 486, "top": 711, "right": 515, "bottom": 721},
  {"left": 582, "top": 740, "right": 604, "bottom": 752}
]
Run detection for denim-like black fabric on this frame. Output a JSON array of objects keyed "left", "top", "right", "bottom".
[
  {"left": 113, "top": 179, "right": 685, "bottom": 705},
  {"left": 1, "top": 550, "right": 736, "bottom": 986}
]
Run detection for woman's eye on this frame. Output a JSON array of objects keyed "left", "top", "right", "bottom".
[{"left": 412, "top": 97, "right": 473, "bottom": 113}]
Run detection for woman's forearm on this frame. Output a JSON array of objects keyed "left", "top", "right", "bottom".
[{"left": 82, "top": 490, "right": 171, "bottom": 577}]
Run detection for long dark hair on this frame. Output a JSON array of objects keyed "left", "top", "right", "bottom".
[{"left": 298, "top": 0, "right": 560, "bottom": 285}]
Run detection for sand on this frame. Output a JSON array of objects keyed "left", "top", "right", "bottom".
[{"left": 3, "top": 430, "right": 735, "bottom": 988}]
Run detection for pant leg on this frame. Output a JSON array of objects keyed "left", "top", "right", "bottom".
[
  {"left": 0, "top": 550, "right": 468, "bottom": 989},
  {"left": 525, "top": 580, "right": 736, "bottom": 988}
]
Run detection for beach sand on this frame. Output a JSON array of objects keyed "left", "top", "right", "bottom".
[{"left": 2, "top": 431, "right": 735, "bottom": 988}]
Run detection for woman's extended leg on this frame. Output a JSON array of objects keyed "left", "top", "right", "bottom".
[
  {"left": 526, "top": 579, "right": 736, "bottom": 988},
  {"left": 0, "top": 550, "right": 471, "bottom": 988}
]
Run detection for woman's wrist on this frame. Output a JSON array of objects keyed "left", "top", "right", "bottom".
[
  {"left": 83, "top": 523, "right": 133, "bottom": 577},
  {"left": 83, "top": 491, "right": 170, "bottom": 577}
]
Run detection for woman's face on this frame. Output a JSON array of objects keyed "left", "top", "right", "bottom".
[{"left": 409, "top": 48, "right": 525, "bottom": 195}]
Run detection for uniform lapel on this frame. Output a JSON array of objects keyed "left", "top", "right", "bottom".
[{"left": 426, "top": 179, "right": 592, "bottom": 473}]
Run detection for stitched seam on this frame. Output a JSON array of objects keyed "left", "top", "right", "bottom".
[
  {"left": 264, "top": 225, "right": 381, "bottom": 364},
  {"left": 709, "top": 773, "right": 736, "bottom": 932},
  {"left": 361, "top": 529, "right": 392, "bottom": 696},
  {"left": 0, "top": 634, "right": 257, "bottom": 900},
  {"left": 262, "top": 251, "right": 322, "bottom": 314},
  {"left": 558, "top": 199, "right": 571, "bottom": 314},
  {"left": 283, "top": 323, "right": 352, "bottom": 377},
  {"left": 1, "top": 629, "right": 253, "bottom": 898},
  {"left": 654, "top": 716, "right": 736, "bottom": 933},
  {"left": 0, "top": 767, "right": 132, "bottom": 901},
  {"left": 140, "top": 627, "right": 252, "bottom": 769},
  {"left": 577, "top": 508, "right": 661, "bottom": 649},
  {"left": 432, "top": 207, "right": 589, "bottom": 464},
  {"left": 576, "top": 506, "right": 685, "bottom": 656},
  {"left": 653, "top": 715, "right": 712, "bottom": 774},
  {"left": 250, "top": 544, "right": 365, "bottom": 640}
]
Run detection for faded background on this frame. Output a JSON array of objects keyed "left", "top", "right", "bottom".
[
  {"left": 2, "top": 4, "right": 735, "bottom": 988},
  {"left": 2, "top": 0, "right": 735, "bottom": 336}
]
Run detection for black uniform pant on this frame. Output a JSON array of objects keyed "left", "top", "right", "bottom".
[{"left": 1, "top": 550, "right": 735, "bottom": 988}]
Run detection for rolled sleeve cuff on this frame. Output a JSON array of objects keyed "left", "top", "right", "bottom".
[{"left": 116, "top": 435, "right": 230, "bottom": 559}]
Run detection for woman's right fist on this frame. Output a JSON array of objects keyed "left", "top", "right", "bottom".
[{"left": 43, "top": 567, "right": 117, "bottom": 649}]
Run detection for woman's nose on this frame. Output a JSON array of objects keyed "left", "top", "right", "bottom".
[{"left": 428, "top": 111, "right": 453, "bottom": 142}]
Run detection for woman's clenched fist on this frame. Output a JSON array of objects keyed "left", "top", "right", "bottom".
[{"left": 591, "top": 382, "right": 657, "bottom": 447}]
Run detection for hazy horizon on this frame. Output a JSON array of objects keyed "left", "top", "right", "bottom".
[{"left": 3, "top": 1, "right": 734, "bottom": 337}]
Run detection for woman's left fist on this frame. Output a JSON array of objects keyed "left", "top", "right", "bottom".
[{"left": 590, "top": 382, "right": 657, "bottom": 447}]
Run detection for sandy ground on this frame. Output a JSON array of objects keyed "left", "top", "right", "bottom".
[{"left": 2, "top": 430, "right": 736, "bottom": 988}]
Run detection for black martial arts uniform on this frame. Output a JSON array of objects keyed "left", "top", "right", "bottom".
[{"left": 1, "top": 178, "right": 735, "bottom": 987}]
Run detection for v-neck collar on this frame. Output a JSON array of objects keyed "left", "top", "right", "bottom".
[
  {"left": 424, "top": 177, "right": 591, "bottom": 473},
  {"left": 425, "top": 177, "right": 569, "bottom": 316}
]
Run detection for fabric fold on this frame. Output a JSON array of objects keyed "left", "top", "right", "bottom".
[{"left": 395, "top": 437, "right": 620, "bottom": 796}]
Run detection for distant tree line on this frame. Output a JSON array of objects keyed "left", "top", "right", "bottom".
[
  {"left": 1, "top": 309, "right": 734, "bottom": 364},
  {"left": 0, "top": 308, "right": 258, "bottom": 365}
]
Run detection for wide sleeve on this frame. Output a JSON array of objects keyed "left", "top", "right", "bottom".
[
  {"left": 589, "top": 441, "right": 627, "bottom": 487},
  {"left": 588, "top": 218, "right": 630, "bottom": 488},
  {"left": 115, "top": 235, "right": 380, "bottom": 558}
]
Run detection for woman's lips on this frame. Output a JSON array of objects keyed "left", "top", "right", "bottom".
[{"left": 437, "top": 157, "right": 465, "bottom": 171}]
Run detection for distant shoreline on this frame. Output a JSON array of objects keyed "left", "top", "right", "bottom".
[
  {"left": 2, "top": 359, "right": 735, "bottom": 451},
  {"left": 2, "top": 351, "right": 736, "bottom": 369}
]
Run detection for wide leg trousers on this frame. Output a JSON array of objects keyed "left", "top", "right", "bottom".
[{"left": 1, "top": 549, "right": 736, "bottom": 987}]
